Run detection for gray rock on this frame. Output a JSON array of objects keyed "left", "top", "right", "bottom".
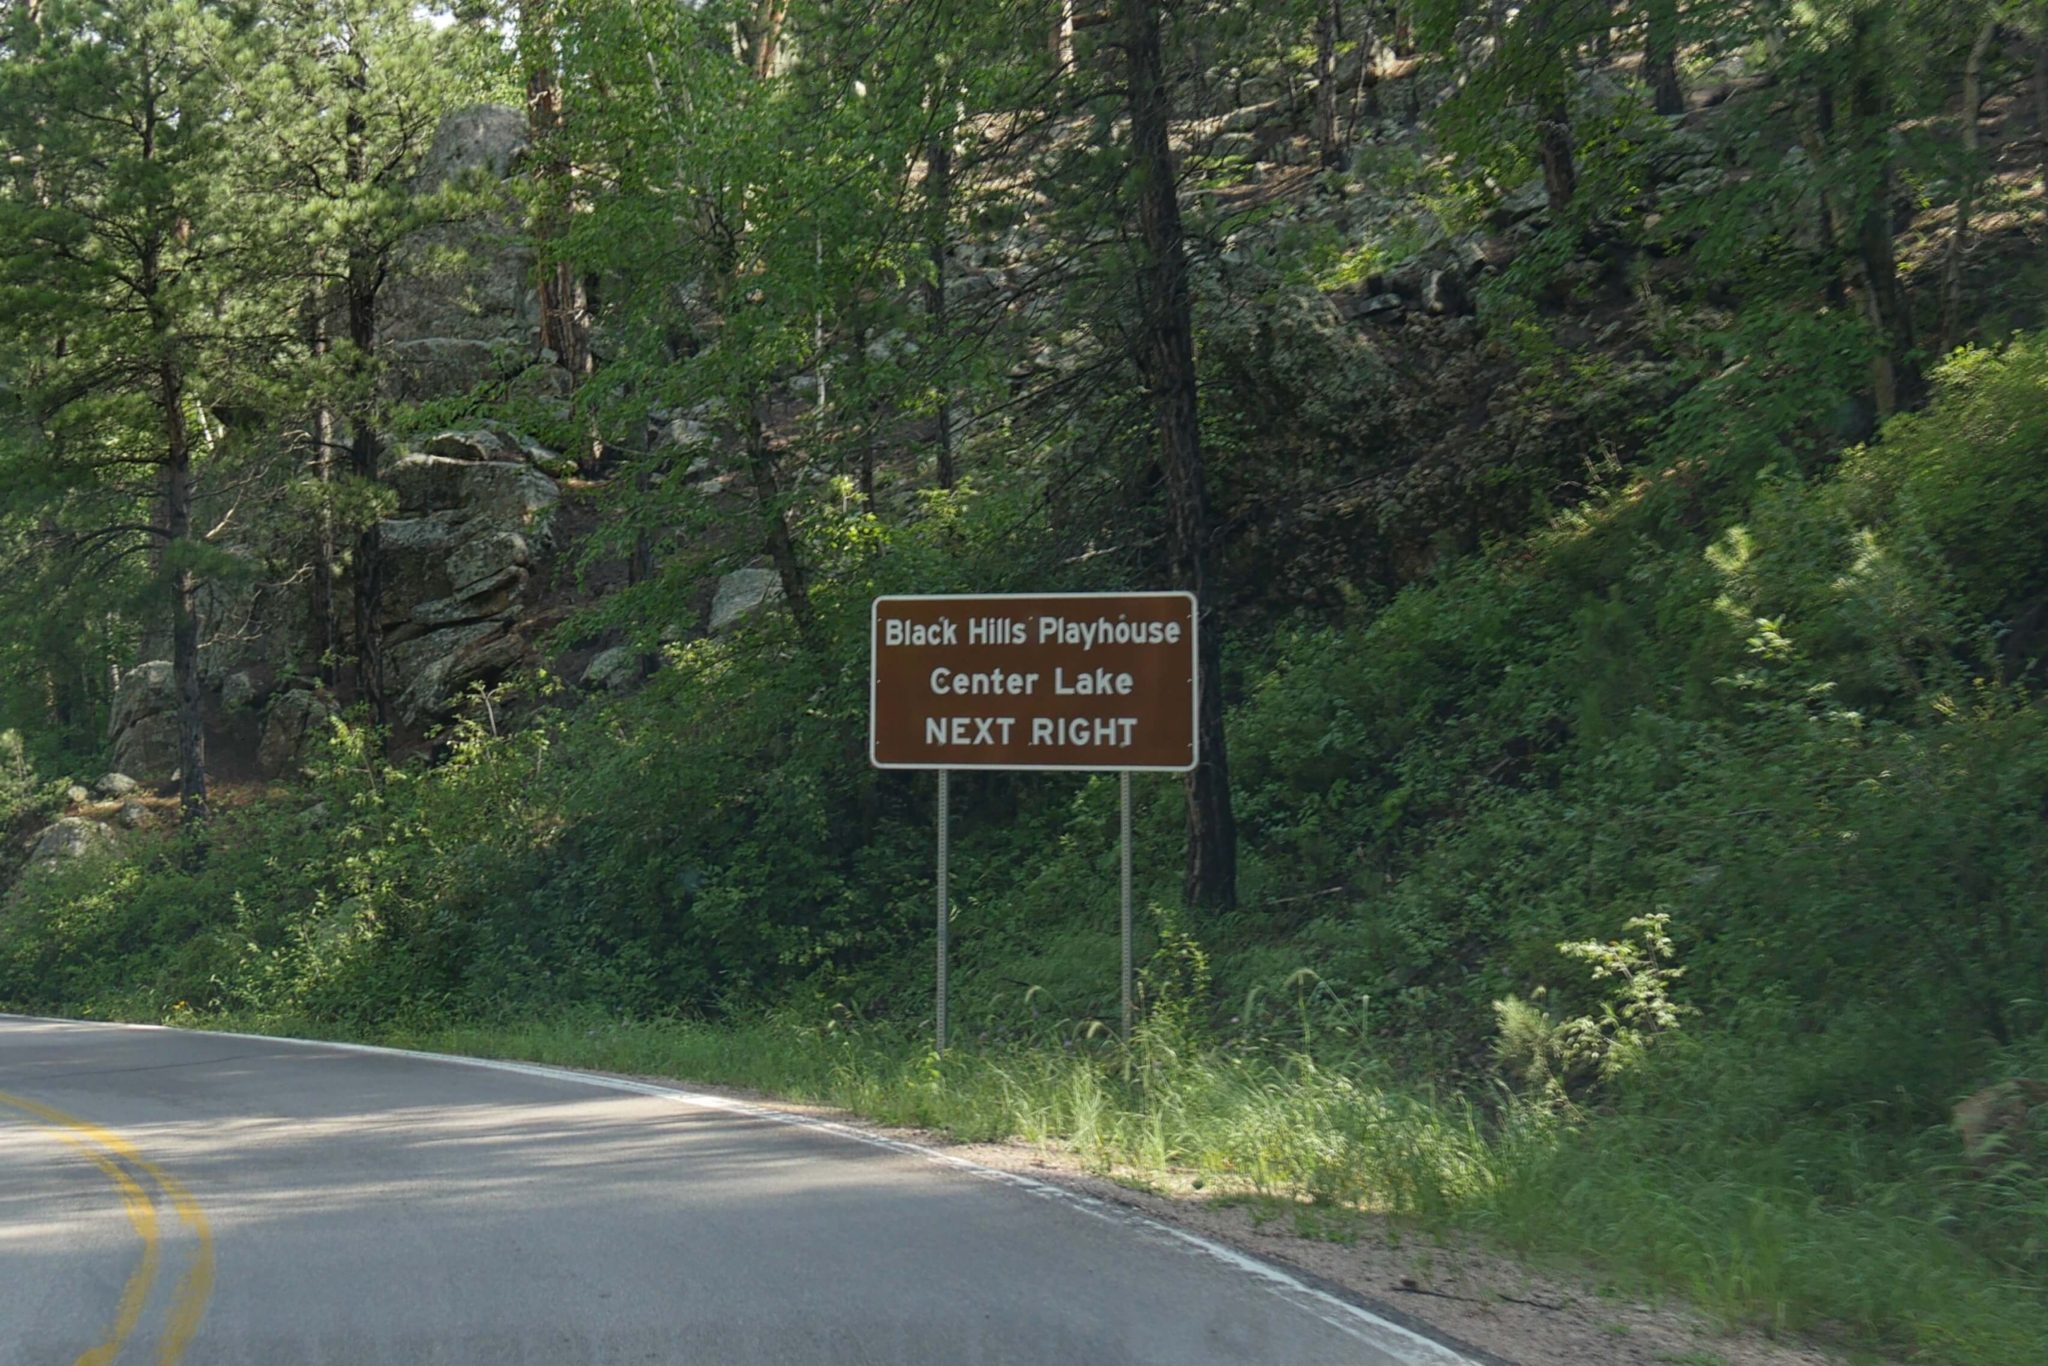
[
  {"left": 111, "top": 714, "right": 182, "bottom": 784},
  {"left": 447, "top": 531, "right": 533, "bottom": 594},
  {"left": 258, "top": 691, "right": 337, "bottom": 780},
  {"left": 709, "top": 569, "right": 784, "bottom": 632},
  {"left": 580, "top": 646, "right": 644, "bottom": 693},
  {"left": 108, "top": 662, "right": 182, "bottom": 783},
  {"left": 384, "top": 337, "right": 508, "bottom": 403},
  {"left": 414, "top": 103, "right": 527, "bottom": 187},
  {"left": 425, "top": 429, "right": 515, "bottom": 463},
  {"left": 220, "top": 669, "right": 266, "bottom": 713},
  {"left": 26, "top": 817, "right": 117, "bottom": 867},
  {"left": 411, "top": 567, "right": 527, "bottom": 627},
  {"left": 372, "top": 446, "right": 557, "bottom": 722},
  {"left": 1343, "top": 292, "right": 1406, "bottom": 321},
  {"left": 95, "top": 772, "right": 139, "bottom": 799},
  {"left": 376, "top": 106, "right": 534, "bottom": 405},
  {"left": 457, "top": 461, "right": 558, "bottom": 530},
  {"left": 1492, "top": 179, "right": 1549, "bottom": 225},
  {"left": 656, "top": 417, "right": 715, "bottom": 451},
  {"left": 64, "top": 784, "right": 90, "bottom": 807},
  {"left": 389, "top": 618, "right": 527, "bottom": 724},
  {"left": 116, "top": 800, "right": 148, "bottom": 831},
  {"left": 388, "top": 455, "right": 477, "bottom": 515},
  {"left": 108, "top": 661, "right": 175, "bottom": 742}
]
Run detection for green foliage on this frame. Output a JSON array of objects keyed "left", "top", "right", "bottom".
[
  {"left": 1856, "top": 338, "right": 2048, "bottom": 623},
  {"left": 5, "top": 2, "right": 2048, "bottom": 1356},
  {"left": 1495, "top": 912, "right": 1693, "bottom": 1097},
  {"left": 0, "top": 730, "right": 58, "bottom": 839}
]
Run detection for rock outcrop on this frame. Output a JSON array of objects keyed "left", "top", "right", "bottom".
[
  {"left": 379, "top": 105, "right": 539, "bottom": 404},
  {"left": 26, "top": 817, "right": 111, "bottom": 865},
  {"left": 709, "top": 569, "right": 784, "bottom": 633},
  {"left": 580, "top": 646, "right": 644, "bottom": 693},
  {"left": 380, "top": 428, "right": 561, "bottom": 723},
  {"left": 107, "top": 662, "right": 181, "bottom": 784},
  {"left": 259, "top": 690, "right": 338, "bottom": 779}
]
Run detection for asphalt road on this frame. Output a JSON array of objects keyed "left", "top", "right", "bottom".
[{"left": 0, "top": 1016, "right": 1478, "bottom": 1366}]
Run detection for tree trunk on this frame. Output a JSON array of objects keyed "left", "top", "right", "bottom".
[
  {"left": 1847, "top": 10, "right": 1922, "bottom": 415},
  {"left": 344, "top": 60, "right": 390, "bottom": 730},
  {"left": 744, "top": 406, "right": 821, "bottom": 654},
  {"left": 1941, "top": 18, "right": 1999, "bottom": 351},
  {"left": 1315, "top": 0, "right": 1344, "bottom": 169},
  {"left": 925, "top": 130, "right": 956, "bottom": 490},
  {"left": 1051, "top": 0, "right": 1075, "bottom": 72},
  {"left": 2035, "top": 21, "right": 2047, "bottom": 192},
  {"left": 346, "top": 279, "right": 389, "bottom": 729},
  {"left": 310, "top": 302, "right": 340, "bottom": 684},
  {"left": 1121, "top": 0, "right": 1237, "bottom": 913},
  {"left": 524, "top": 3, "right": 591, "bottom": 382},
  {"left": 1538, "top": 89, "right": 1577, "bottom": 214},
  {"left": 161, "top": 359, "right": 207, "bottom": 822},
  {"left": 1644, "top": 0, "right": 1684, "bottom": 116},
  {"left": 742, "top": 0, "right": 790, "bottom": 78}
]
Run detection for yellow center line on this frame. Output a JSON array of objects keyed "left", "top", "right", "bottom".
[
  {"left": 0, "top": 1089, "right": 215, "bottom": 1366},
  {"left": 0, "top": 1112, "right": 162, "bottom": 1366}
]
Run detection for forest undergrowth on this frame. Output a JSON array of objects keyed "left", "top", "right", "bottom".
[{"left": 10, "top": 335, "right": 2048, "bottom": 1359}]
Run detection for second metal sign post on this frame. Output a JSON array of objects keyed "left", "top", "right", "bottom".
[{"left": 871, "top": 592, "right": 1200, "bottom": 1052}]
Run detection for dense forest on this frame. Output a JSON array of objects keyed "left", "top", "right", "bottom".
[{"left": 5, "top": 2, "right": 2048, "bottom": 1357}]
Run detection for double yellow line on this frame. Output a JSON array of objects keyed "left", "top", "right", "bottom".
[{"left": 0, "top": 1089, "right": 215, "bottom": 1365}]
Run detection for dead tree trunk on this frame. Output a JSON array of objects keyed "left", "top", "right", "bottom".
[{"left": 1122, "top": 0, "right": 1237, "bottom": 913}]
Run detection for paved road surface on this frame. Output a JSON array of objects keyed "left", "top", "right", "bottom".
[{"left": 0, "top": 1016, "right": 1477, "bottom": 1365}]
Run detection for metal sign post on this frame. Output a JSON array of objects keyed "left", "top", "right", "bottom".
[
  {"left": 1120, "top": 769, "right": 1133, "bottom": 1048},
  {"left": 871, "top": 592, "right": 1198, "bottom": 1056},
  {"left": 936, "top": 768, "right": 950, "bottom": 1054}
]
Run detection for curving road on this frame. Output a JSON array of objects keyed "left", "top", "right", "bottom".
[{"left": 0, "top": 1016, "right": 1480, "bottom": 1366}]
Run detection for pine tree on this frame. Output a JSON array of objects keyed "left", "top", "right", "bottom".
[
  {"left": 0, "top": 0, "right": 282, "bottom": 818},
  {"left": 237, "top": 0, "right": 491, "bottom": 726}
]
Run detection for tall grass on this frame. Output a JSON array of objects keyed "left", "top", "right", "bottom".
[{"left": 202, "top": 1006, "right": 2048, "bottom": 1363}]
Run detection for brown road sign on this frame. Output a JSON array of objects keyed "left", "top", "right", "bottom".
[{"left": 871, "top": 592, "right": 1198, "bottom": 771}]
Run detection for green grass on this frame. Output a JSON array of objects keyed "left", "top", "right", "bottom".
[{"left": 172, "top": 1006, "right": 2048, "bottom": 1364}]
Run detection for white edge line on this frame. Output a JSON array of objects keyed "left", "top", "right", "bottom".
[{"left": 2, "top": 1013, "right": 1476, "bottom": 1366}]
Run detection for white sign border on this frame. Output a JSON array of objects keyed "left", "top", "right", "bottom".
[{"left": 869, "top": 590, "right": 1201, "bottom": 773}]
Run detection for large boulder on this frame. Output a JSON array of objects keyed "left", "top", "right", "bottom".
[
  {"left": 580, "top": 646, "right": 644, "bottom": 693},
  {"left": 389, "top": 618, "right": 528, "bottom": 724},
  {"left": 258, "top": 690, "right": 337, "bottom": 779},
  {"left": 709, "top": 569, "right": 784, "bottom": 633},
  {"left": 25, "top": 816, "right": 117, "bottom": 869},
  {"left": 94, "top": 773, "right": 139, "bottom": 799},
  {"left": 108, "top": 662, "right": 181, "bottom": 783}
]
